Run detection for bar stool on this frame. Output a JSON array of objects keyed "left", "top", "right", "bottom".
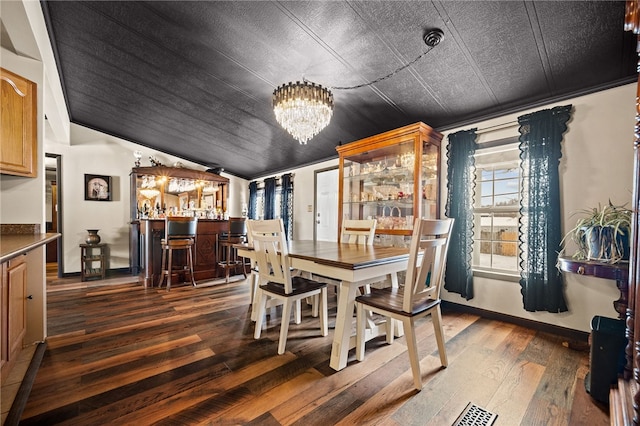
[
  {"left": 218, "top": 217, "right": 248, "bottom": 283},
  {"left": 157, "top": 216, "right": 198, "bottom": 291}
]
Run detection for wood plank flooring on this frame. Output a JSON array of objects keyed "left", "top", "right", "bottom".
[{"left": 18, "top": 273, "right": 609, "bottom": 425}]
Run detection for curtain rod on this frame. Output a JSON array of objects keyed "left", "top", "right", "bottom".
[{"left": 475, "top": 121, "right": 519, "bottom": 135}]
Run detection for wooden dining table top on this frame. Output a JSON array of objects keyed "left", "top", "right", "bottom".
[{"left": 235, "top": 240, "right": 411, "bottom": 270}]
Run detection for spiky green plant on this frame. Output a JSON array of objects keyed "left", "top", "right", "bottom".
[{"left": 560, "top": 200, "right": 632, "bottom": 263}]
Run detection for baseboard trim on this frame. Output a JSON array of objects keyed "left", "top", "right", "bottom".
[
  {"left": 441, "top": 301, "right": 589, "bottom": 343},
  {"left": 4, "top": 341, "right": 47, "bottom": 426},
  {"left": 62, "top": 267, "right": 131, "bottom": 279}
]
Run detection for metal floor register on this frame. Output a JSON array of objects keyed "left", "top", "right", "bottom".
[{"left": 453, "top": 402, "right": 498, "bottom": 426}]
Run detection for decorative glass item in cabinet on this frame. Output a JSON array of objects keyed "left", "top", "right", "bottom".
[{"left": 421, "top": 143, "right": 439, "bottom": 219}]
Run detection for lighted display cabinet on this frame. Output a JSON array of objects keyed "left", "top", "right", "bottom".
[{"left": 337, "top": 122, "right": 442, "bottom": 244}]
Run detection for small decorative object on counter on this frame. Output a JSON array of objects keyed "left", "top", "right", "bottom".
[
  {"left": 133, "top": 150, "right": 142, "bottom": 167},
  {"left": 86, "top": 229, "right": 101, "bottom": 245}
]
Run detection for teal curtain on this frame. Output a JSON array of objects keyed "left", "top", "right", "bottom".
[
  {"left": 518, "top": 105, "right": 571, "bottom": 313},
  {"left": 248, "top": 181, "right": 258, "bottom": 219},
  {"left": 264, "top": 177, "right": 277, "bottom": 220},
  {"left": 445, "top": 129, "right": 477, "bottom": 300},
  {"left": 280, "top": 173, "right": 293, "bottom": 240}
]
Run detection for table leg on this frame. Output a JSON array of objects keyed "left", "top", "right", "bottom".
[
  {"left": 614, "top": 273, "right": 628, "bottom": 320},
  {"left": 330, "top": 280, "right": 359, "bottom": 371}
]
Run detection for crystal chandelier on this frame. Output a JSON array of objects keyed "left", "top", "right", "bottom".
[{"left": 272, "top": 81, "right": 333, "bottom": 144}]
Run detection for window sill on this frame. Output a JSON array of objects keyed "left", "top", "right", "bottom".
[{"left": 472, "top": 269, "right": 521, "bottom": 283}]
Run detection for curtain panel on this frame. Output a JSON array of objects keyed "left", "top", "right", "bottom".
[
  {"left": 517, "top": 105, "right": 571, "bottom": 313},
  {"left": 280, "top": 173, "right": 294, "bottom": 240},
  {"left": 444, "top": 128, "right": 477, "bottom": 300},
  {"left": 263, "top": 177, "right": 277, "bottom": 220},
  {"left": 248, "top": 181, "right": 258, "bottom": 219}
]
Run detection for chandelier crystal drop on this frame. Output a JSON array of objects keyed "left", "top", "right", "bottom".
[{"left": 272, "top": 81, "right": 334, "bottom": 144}]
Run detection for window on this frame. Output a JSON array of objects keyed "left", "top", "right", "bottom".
[
  {"left": 253, "top": 186, "right": 283, "bottom": 220},
  {"left": 472, "top": 140, "right": 521, "bottom": 274}
]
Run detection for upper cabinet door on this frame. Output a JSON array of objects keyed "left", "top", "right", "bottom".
[{"left": 1, "top": 68, "right": 37, "bottom": 178}]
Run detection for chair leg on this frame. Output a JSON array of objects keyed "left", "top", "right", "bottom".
[
  {"left": 294, "top": 299, "right": 301, "bottom": 324},
  {"left": 385, "top": 315, "right": 394, "bottom": 344},
  {"left": 278, "top": 299, "right": 292, "bottom": 355},
  {"left": 166, "top": 249, "right": 173, "bottom": 291},
  {"left": 251, "top": 286, "right": 262, "bottom": 321},
  {"left": 355, "top": 302, "right": 366, "bottom": 361},
  {"left": 403, "top": 317, "right": 422, "bottom": 391},
  {"left": 188, "top": 246, "right": 196, "bottom": 286},
  {"left": 250, "top": 268, "right": 258, "bottom": 304},
  {"left": 319, "top": 288, "right": 328, "bottom": 336},
  {"left": 311, "top": 294, "right": 319, "bottom": 318},
  {"left": 254, "top": 290, "right": 268, "bottom": 339},
  {"left": 293, "top": 299, "right": 302, "bottom": 324},
  {"left": 432, "top": 306, "right": 448, "bottom": 367}
]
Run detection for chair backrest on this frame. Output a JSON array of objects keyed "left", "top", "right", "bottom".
[
  {"left": 246, "top": 219, "right": 283, "bottom": 244},
  {"left": 341, "top": 219, "right": 377, "bottom": 245},
  {"left": 403, "top": 218, "right": 454, "bottom": 313},
  {"left": 227, "top": 217, "right": 247, "bottom": 237},
  {"left": 250, "top": 219, "right": 294, "bottom": 293},
  {"left": 165, "top": 216, "right": 198, "bottom": 240}
]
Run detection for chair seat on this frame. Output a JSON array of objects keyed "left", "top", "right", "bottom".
[
  {"left": 260, "top": 276, "right": 327, "bottom": 297},
  {"left": 356, "top": 288, "right": 440, "bottom": 317},
  {"left": 161, "top": 238, "right": 194, "bottom": 249}
]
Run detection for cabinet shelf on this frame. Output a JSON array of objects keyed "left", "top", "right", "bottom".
[{"left": 79, "top": 243, "right": 106, "bottom": 281}]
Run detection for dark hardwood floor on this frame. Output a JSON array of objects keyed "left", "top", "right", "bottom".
[{"left": 19, "top": 273, "right": 609, "bottom": 425}]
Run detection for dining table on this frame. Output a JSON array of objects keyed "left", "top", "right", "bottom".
[{"left": 235, "top": 240, "right": 412, "bottom": 371}]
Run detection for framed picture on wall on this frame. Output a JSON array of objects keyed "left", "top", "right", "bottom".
[{"left": 85, "top": 174, "right": 112, "bottom": 201}]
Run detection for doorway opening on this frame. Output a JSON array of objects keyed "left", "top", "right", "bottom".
[{"left": 45, "top": 153, "right": 63, "bottom": 278}]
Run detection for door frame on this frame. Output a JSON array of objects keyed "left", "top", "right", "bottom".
[{"left": 45, "top": 153, "right": 64, "bottom": 277}]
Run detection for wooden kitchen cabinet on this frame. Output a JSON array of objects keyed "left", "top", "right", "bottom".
[
  {"left": 336, "top": 122, "right": 442, "bottom": 245},
  {"left": 0, "top": 68, "right": 37, "bottom": 178},
  {"left": 1, "top": 254, "right": 27, "bottom": 383}
]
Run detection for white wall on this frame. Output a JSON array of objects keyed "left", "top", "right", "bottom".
[
  {"left": 251, "top": 159, "right": 339, "bottom": 241},
  {"left": 439, "top": 84, "right": 635, "bottom": 333}
]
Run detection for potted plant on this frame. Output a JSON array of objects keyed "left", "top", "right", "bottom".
[{"left": 561, "top": 200, "right": 632, "bottom": 263}]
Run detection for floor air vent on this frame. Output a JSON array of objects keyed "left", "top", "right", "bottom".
[{"left": 453, "top": 402, "right": 498, "bottom": 426}]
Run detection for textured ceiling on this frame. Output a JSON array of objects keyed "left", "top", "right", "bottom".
[{"left": 41, "top": 1, "right": 637, "bottom": 180}]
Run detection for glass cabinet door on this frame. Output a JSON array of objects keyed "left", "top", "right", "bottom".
[
  {"left": 342, "top": 140, "right": 417, "bottom": 232},
  {"left": 337, "top": 122, "right": 442, "bottom": 244}
]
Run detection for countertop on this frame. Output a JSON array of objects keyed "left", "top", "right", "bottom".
[{"left": 0, "top": 233, "right": 61, "bottom": 263}]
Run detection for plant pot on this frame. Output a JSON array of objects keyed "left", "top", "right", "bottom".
[{"left": 584, "top": 226, "right": 629, "bottom": 263}]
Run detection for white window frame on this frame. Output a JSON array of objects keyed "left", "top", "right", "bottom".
[{"left": 472, "top": 137, "right": 521, "bottom": 280}]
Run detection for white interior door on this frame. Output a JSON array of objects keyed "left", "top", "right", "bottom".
[{"left": 315, "top": 168, "right": 339, "bottom": 241}]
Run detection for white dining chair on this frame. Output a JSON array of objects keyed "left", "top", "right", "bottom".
[
  {"left": 251, "top": 219, "right": 328, "bottom": 354},
  {"left": 247, "top": 219, "right": 297, "bottom": 321},
  {"left": 355, "top": 217, "right": 454, "bottom": 390}
]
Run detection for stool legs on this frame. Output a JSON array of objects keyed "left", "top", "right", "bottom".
[
  {"left": 158, "top": 246, "right": 196, "bottom": 291},
  {"left": 187, "top": 246, "right": 196, "bottom": 287},
  {"left": 167, "top": 248, "right": 173, "bottom": 291},
  {"left": 219, "top": 240, "right": 248, "bottom": 283}
]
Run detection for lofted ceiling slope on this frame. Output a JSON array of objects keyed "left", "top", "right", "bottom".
[{"left": 40, "top": 1, "right": 637, "bottom": 180}]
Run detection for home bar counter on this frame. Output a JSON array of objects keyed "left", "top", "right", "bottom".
[
  {"left": 133, "top": 219, "right": 230, "bottom": 287},
  {"left": 129, "top": 165, "right": 232, "bottom": 287}
]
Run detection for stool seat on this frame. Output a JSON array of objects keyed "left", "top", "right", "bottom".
[{"left": 157, "top": 216, "right": 198, "bottom": 291}]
